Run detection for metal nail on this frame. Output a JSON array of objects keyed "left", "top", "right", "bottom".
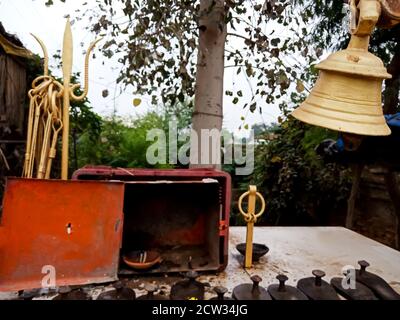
[
  {"left": 276, "top": 274, "right": 288, "bottom": 292},
  {"left": 312, "top": 270, "right": 325, "bottom": 287},
  {"left": 358, "top": 260, "right": 370, "bottom": 275},
  {"left": 214, "top": 286, "right": 228, "bottom": 299},
  {"left": 251, "top": 275, "right": 262, "bottom": 293}
]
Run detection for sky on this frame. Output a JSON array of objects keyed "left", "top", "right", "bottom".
[{"left": 0, "top": 0, "right": 283, "bottom": 136}]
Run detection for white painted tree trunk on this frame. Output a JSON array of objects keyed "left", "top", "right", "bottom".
[{"left": 190, "top": 0, "right": 226, "bottom": 169}]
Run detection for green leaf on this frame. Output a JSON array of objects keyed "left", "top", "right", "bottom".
[
  {"left": 233, "top": 97, "right": 239, "bottom": 104},
  {"left": 271, "top": 156, "right": 282, "bottom": 163},
  {"left": 246, "top": 65, "right": 254, "bottom": 77},
  {"left": 271, "top": 38, "right": 281, "bottom": 46},
  {"left": 296, "top": 80, "right": 305, "bottom": 93}
]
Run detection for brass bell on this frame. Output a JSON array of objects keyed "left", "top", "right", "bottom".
[{"left": 291, "top": 0, "right": 392, "bottom": 136}]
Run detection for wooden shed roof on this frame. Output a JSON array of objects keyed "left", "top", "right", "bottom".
[{"left": 0, "top": 22, "right": 32, "bottom": 59}]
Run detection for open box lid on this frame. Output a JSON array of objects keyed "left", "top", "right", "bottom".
[
  {"left": 0, "top": 178, "right": 124, "bottom": 292},
  {"left": 123, "top": 178, "right": 220, "bottom": 184}
]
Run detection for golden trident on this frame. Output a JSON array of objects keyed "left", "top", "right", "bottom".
[
  {"left": 238, "top": 185, "right": 266, "bottom": 268},
  {"left": 23, "top": 19, "right": 102, "bottom": 179}
]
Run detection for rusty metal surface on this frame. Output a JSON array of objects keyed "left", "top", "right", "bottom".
[
  {"left": 121, "top": 182, "right": 220, "bottom": 274},
  {"left": 0, "top": 178, "right": 124, "bottom": 292},
  {"left": 73, "top": 167, "right": 232, "bottom": 274}
]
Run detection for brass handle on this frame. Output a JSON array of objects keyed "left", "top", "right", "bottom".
[
  {"left": 351, "top": 0, "right": 381, "bottom": 36},
  {"left": 349, "top": 0, "right": 359, "bottom": 34},
  {"left": 238, "top": 190, "right": 266, "bottom": 221}
]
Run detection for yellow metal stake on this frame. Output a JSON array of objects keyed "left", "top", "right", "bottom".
[
  {"left": 61, "top": 19, "right": 73, "bottom": 180},
  {"left": 238, "top": 185, "right": 266, "bottom": 269},
  {"left": 60, "top": 19, "right": 102, "bottom": 179}
]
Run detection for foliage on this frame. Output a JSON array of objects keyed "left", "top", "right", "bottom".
[
  {"left": 25, "top": 54, "right": 46, "bottom": 86},
  {"left": 237, "top": 120, "right": 352, "bottom": 226},
  {"left": 75, "top": 100, "right": 193, "bottom": 170},
  {"left": 44, "top": 0, "right": 400, "bottom": 116},
  {"left": 76, "top": 113, "right": 165, "bottom": 168},
  {"left": 68, "top": 75, "right": 103, "bottom": 172},
  {"left": 39, "top": 1, "right": 340, "bottom": 117},
  {"left": 42, "top": 0, "right": 398, "bottom": 226},
  {"left": 25, "top": 50, "right": 194, "bottom": 175}
]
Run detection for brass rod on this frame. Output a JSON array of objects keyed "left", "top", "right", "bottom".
[{"left": 61, "top": 19, "right": 73, "bottom": 180}]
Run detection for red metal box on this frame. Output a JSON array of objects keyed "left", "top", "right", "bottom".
[
  {"left": 0, "top": 178, "right": 125, "bottom": 292},
  {"left": 0, "top": 167, "right": 230, "bottom": 291},
  {"left": 72, "top": 166, "right": 231, "bottom": 276}
]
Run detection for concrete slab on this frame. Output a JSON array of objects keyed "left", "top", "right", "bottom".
[{"left": 198, "top": 226, "right": 400, "bottom": 298}]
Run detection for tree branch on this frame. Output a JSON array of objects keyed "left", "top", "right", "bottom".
[{"left": 226, "top": 32, "right": 253, "bottom": 42}]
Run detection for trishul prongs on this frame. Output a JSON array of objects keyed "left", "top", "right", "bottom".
[{"left": 23, "top": 19, "right": 102, "bottom": 180}]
